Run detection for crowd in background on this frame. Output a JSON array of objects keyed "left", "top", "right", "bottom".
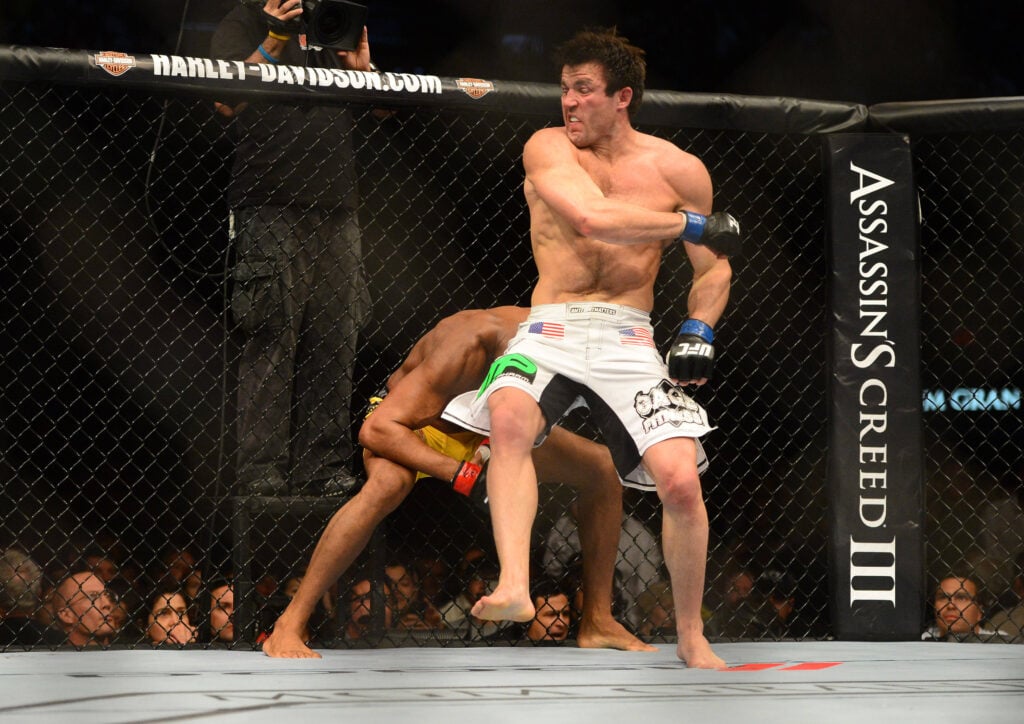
[{"left": 3, "top": 485, "right": 1022, "bottom": 649}]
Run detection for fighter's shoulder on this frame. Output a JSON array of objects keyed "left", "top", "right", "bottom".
[
  {"left": 640, "top": 133, "right": 708, "bottom": 173},
  {"left": 528, "top": 126, "right": 567, "bottom": 143},
  {"left": 525, "top": 127, "right": 572, "bottom": 155},
  {"left": 639, "top": 135, "right": 712, "bottom": 203}
]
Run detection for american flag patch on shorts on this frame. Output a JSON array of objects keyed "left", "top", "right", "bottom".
[
  {"left": 528, "top": 321, "right": 565, "bottom": 339},
  {"left": 618, "top": 327, "right": 655, "bottom": 347}
]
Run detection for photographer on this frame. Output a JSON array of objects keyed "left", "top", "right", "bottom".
[{"left": 211, "top": 0, "right": 374, "bottom": 497}]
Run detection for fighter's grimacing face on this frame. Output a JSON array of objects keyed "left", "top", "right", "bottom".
[{"left": 560, "top": 63, "right": 622, "bottom": 147}]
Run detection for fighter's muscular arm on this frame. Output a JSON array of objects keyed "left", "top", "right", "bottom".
[
  {"left": 525, "top": 129, "right": 691, "bottom": 245},
  {"left": 358, "top": 355, "right": 477, "bottom": 483},
  {"left": 666, "top": 158, "right": 733, "bottom": 329}
]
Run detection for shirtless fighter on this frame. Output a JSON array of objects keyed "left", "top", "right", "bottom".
[{"left": 440, "top": 29, "right": 740, "bottom": 668}]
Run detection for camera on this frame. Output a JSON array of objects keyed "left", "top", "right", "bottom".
[
  {"left": 241, "top": 0, "right": 368, "bottom": 51},
  {"left": 302, "top": 0, "right": 367, "bottom": 51}
]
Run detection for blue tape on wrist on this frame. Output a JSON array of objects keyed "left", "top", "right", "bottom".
[
  {"left": 679, "top": 318, "right": 714, "bottom": 343},
  {"left": 257, "top": 44, "right": 279, "bottom": 64},
  {"left": 677, "top": 211, "right": 707, "bottom": 243}
]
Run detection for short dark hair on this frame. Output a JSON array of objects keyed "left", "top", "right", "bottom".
[
  {"left": 531, "top": 576, "right": 568, "bottom": 603},
  {"left": 554, "top": 27, "right": 647, "bottom": 116}
]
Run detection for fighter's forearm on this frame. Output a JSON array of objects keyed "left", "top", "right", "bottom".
[
  {"left": 359, "top": 420, "right": 462, "bottom": 482},
  {"left": 685, "top": 258, "right": 732, "bottom": 328}
]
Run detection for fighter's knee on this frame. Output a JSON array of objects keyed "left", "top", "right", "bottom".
[
  {"left": 360, "top": 474, "right": 414, "bottom": 512},
  {"left": 656, "top": 470, "right": 703, "bottom": 510},
  {"left": 488, "top": 401, "right": 541, "bottom": 449},
  {"left": 357, "top": 417, "right": 383, "bottom": 451}
]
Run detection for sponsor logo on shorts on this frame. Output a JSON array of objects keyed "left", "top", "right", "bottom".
[
  {"left": 94, "top": 51, "right": 136, "bottom": 76},
  {"left": 634, "top": 379, "right": 705, "bottom": 432},
  {"left": 477, "top": 353, "right": 537, "bottom": 397}
]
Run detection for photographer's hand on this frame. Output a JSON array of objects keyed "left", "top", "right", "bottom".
[
  {"left": 262, "top": 0, "right": 303, "bottom": 35},
  {"left": 214, "top": 100, "right": 249, "bottom": 119},
  {"left": 337, "top": 26, "right": 372, "bottom": 71}
]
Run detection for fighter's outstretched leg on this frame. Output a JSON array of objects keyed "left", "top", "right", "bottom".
[{"left": 262, "top": 453, "right": 415, "bottom": 658}]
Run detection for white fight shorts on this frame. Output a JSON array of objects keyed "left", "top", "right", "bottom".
[{"left": 441, "top": 302, "right": 712, "bottom": 491}]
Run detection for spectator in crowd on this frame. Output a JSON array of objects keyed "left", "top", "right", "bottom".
[
  {"left": 439, "top": 549, "right": 510, "bottom": 642},
  {"left": 412, "top": 555, "right": 450, "bottom": 608},
  {"left": 722, "top": 566, "right": 756, "bottom": 609},
  {"left": 385, "top": 561, "right": 442, "bottom": 631},
  {"left": 81, "top": 547, "right": 119, "bottom": 583},
  {"left": 211, "top": 0, "right": 374, "bottom": 497},
  {"left": 922, "top": 574, "right": 1013, "bottom": 643},
  {"left": 197, "top": 578, "right": 236, "bottom": 644},
  {"left": 282, "top": 575, "right": 304, "bottom": 600},
  {"left": 152, "top": 545, "right": 203, "bottom": 604},
  {"left": 345, "top": 575, "right": 392, "bottom": 641},
  {"left": 523, "top": 580, "right": 572, "bottom": 643},
  {"left": 34, "top": 565, "right": 64, "bottom": 630},
  {"left": 106, "top": 575, "right": 143, "bottom": 644},
  {"left": 255, "top": 574, "right": 279, "bottom": 600},
  {"left": 0, "top": 547, "right": 60, "bottom": 646},
  {"left": 51, "top": 571, "right": 119, "bottom": 648},
  {"left": 985, "top": 551, "right": 1024, "bottom": 643},
  {"left": 282, "top": 572, "right": 336, "bottom": 619},
  {"left": 542, "top": 498, "right": 663, "bottom": 631},
  {"left": 753, "top": 568, "right": 821, "bottom": 639},
  {"left": 635, "top": 580, "right": 675, "bottom": 639},
  {"left": 146, "top": 589, "right": 197, "bottom": 646},
  {"left": 703, "top": 564, "right": 773, "bottom": 639},
  {"left": 210, "top": 579, "right": 235, "bottom": 644}
]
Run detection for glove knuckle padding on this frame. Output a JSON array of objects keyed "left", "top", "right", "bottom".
[
  {"left": 704, "top": 212, "right": 742, "bottom": 257},
  {"left": 668, "top": 335, "right": 715, "bottom": 381}
]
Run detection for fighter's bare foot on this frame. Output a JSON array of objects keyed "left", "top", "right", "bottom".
[
  {"left": 262, "top": 629, "right": 321, "bottom": 659},
  {"left": 470, "top": 590, "right": 535, "bottom": 622},
  {"left": 578, "top": 617, "right": 656, "bottom": 652},
  {"left": 676, "top": 634, "right": 725, "bottom": 669}
]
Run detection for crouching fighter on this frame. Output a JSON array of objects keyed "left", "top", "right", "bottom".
[{"left": 262, "top": 306, "right": 654, "bottom": 657}]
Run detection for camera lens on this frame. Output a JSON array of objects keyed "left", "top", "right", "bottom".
[{"left": 314, "top": 6, "right": 352, "bottom": 46}]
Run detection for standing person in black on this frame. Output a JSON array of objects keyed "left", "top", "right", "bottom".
[{"left": 211, "top": 0, "right": 373, "bottom": 496}]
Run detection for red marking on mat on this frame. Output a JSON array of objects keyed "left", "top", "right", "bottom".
[
  {"left": 725, "top": 662, "right": 843, "bottom": 672},
  {"left": 725, "top": 663, "right": 784, "bottom": 671},
  {"left": 780, "top": 662, "right": 842, "bottom": 671}
]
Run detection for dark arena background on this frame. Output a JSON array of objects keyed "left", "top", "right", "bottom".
[{"left": 0, "top": 2, "right": 1022, "bottom": 721}]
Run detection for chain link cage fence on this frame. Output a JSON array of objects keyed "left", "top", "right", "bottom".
[
  {"left": 0, "top": 48, "right": 1020, "bottom": 651},
  {"left": 900, "top": 125, "right": 1024, "bottom": 638}
]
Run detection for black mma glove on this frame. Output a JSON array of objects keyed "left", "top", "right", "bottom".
[
  {"left": 676, "top": 211, "right": 742, "bottom": 258},
  {"left": 667, "top": 318, "right": 715, "bottom": 383}
]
